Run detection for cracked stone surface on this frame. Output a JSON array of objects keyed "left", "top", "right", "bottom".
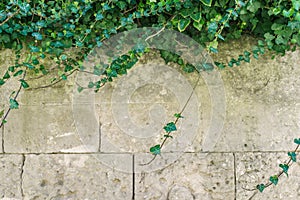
[
  {"left": 135, "top": 153, "right": 235, "bottom": 200},
  {"left": 23, "top": 154, "right": 133, "bottom": 199},
  {"left": 236, "top": 152, "right": 300, "bottom": 200},
  {"left": 4, "top": 104, "right": 99, "bottom": 153},
  {"left": 0, "top": 155, "right": 23, "bottom": 199}
]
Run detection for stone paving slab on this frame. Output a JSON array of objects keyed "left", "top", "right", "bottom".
[
  {"left": 23, "top": 154, "right": 133, "bottom": 199},
  {"left": 134, "top": 153, "right": 235, "bottom": 200},
  {"left": 4, "top": 105, "right": 99, "bottom": 153},
  {"left": 0, "top": 154, "right": 23, "bottom": 199},
  {"left": 236, "top": 152, "right": 300, "bottom": 200}
]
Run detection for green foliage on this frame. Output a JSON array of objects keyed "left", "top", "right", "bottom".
[
  {"left": 150, "top": 144, "right": 161, "bottom": 155},
  {"left": 288, "top": 152, "right": 297, "bottom": 162},
  {"left": 174, "top": 113, "right": 183, "bottom": 118},
  {"left": 256, "top": 184, "right": 265, "bottom": 192},
  {"left": 269, "top": 175, "right": 279, "bottom": 185},
  {"left": 0, "top": 0, "right": 299, "bottom": 193},
  {"left": 279, "top": 164, "right": 289, "bottom": 176},
  {"left": 9, "top": 98, "right": 19, "bottom": 109},
  {"left": 294, "top": 138, "right": 300, "bottom": 144},
  {"left": 0, "top": 0, "right": 298, "bottom": 86},
  {"left": 163, "top": 122, "right": 177, "bottom": 132}
]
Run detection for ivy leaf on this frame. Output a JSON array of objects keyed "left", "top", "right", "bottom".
[
  {"left": 20, "top": 79, "right": 29, "bottom": 89},
  {"left": 292, "top": 0, "right": 300, "bottom": 11},
  {"left": 14, "top": 70, "right": 23, "bottom": 76},
  {"left": 174, "top": 113, "right": 183, "bottom": 118},
  {"left": 88, "top": 81, "right": 94, "bottom": 88},
  {"left": 77, "top": 86, "right": 84, "bottom": 93},
  {"left": 294, "top": 138, "right": 300, "bottom": 145},
  {"left": 150, "top": 144, "right": 161, "bottom": 155},
  {"left": 288, "top": 152, "right": 297, "bottom": 162},
  {"left": 208, "top": 22, "right": 218, "bottom": 34},
  {"left": 215, "top": 62, "right": 226, "bottom": 69},
  {"left": 190, "top": 12, "right": 201, "bottom": 22},
  {"left": 61, "top": 74, "right": 67, "bottom": 80},
  {"left": 29, "top": 45, "right": 40, "bottom": 53},
  {"left": 0, "top": 79, "right": 5, "bottom": 85},
  {"left": 199, "top": 0, "right": 212, "bottom": 6},
  {"left": 217, "top": 34, "right": 225, "bottom": 41},
  {"left": 279, "top": 164, "right": 289, "bottom": 176},
  {"left": 282, "top": 9, "right": 294, "bottom": 18},
  {"left": 180, "top": 9, "right": 190, "bottom": 18},
  {"left": 269, "top": 175, "right": 278, "bottom": 185},
  {"left": 256, "top": 184, "right": 265, "bottom": 192},
  {"left": 163, "top": 122, "right": 177, "bottom": 132},
  {"left": 23, "top": 63, "right": 35, "bottom": 69},
  {"left": 193, "top": 21, "right": 204, "bottom": 31},
  {"left": 95, "top": 13, "right": 104, "bottom": 20},
  {"left": 32, "top": 32, "right": 43, "bottom": 40},
  {"left": 178, "top": 18, "right": 191, "bottom": 32},
  {"left": 61, "top": 55, "right": 67, "bottom": 61},
  {"left": 9, "top": 99, "right": 19, "bottom": 109},
  {"left": 3, "top": 71, "right": 10, "bottom": 79},
  {"left": 209, "top": 46, "right": 218, "bottom": 53},
  {"left": 164, "top": 134, "right": 173, "bottom": 138},
  {"left": 264, "top": 33, "right": 275, "bottom": 42}
]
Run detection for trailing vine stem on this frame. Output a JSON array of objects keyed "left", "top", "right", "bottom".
[
  {"left": 0, "top": 70, "right": 27, "bottom": 129},
  {"left": 140, "top": 75, "right": 201, "bottom": 166},
  {"left": 242, "top": 142, "right": 300, "bottom": 193}
]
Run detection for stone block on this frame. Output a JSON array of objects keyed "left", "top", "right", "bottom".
[
  {"left": 4, "top": 104, "right": 99, "bottom": 153},
  {"left": 134, "top": 153, "right": 235, "bottom": 200},
  {"left": 23, "top": 154, "right": 132, "bottom": 199},
  {"left": 0, "top": 155, "right": 23, "bottom": 199}
]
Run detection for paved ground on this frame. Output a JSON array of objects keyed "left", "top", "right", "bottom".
[{"left": 0, "top": 37, "right": 300, "bottom": 199}]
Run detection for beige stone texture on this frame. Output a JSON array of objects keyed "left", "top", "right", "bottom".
[
  {"left": 236, "top": 152, "right": 300, "bottom": 199},
  {"left": 4, "top": 104, "right": 99, "bottom": 153},
  {"left": 0, "top": 155, "right": 23, "bottom": 199},
  {"left": 23, "top": 154, "right": 133, "bottom": 199},
  {"left": 135, "top": 153, "right": 235, "bottom": 200},
  {"left": 0, "top": 36, "right": 300, "bottom": 199}
]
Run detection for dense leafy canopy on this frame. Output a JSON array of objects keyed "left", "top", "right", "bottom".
[{"left": 0, "top": 0, "right": 299, "bottom": 86}]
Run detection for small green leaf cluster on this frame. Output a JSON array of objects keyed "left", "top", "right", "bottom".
[
  {"left": 78, "top": 49, "right": 142, "bottom": 93},
  {"left": 149, "top": 113, "right": 183, "bottom": 155}
]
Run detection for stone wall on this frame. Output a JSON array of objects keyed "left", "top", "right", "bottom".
[{"left": 0, "top": 37, "right": 300, "bottom": 199}]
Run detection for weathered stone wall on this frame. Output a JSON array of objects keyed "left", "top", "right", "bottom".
[{"left": 0, "top": 36, "right": 300, "bottom": 199}]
